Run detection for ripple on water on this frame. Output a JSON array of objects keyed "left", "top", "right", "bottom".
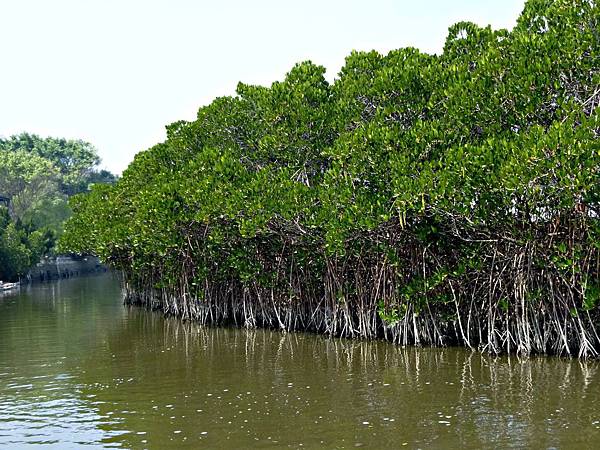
[{"left": 3, "top": 275, "right": 600, "bottom": 448}]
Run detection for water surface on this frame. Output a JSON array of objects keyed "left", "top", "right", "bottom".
[{"left": 1, "top": 274, "right": 599, "bottom": 448}]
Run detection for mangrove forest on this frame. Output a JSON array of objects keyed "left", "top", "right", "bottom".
[{"left": 60, "top": 0, "right": 600, "bottom": 357}]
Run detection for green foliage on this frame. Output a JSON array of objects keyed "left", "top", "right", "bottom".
[
  {"left": 377, "top": 300, "right": 406, "bottom": 326},
  {"left": 0, "top": 220, "right": 31, "bottom": 281},
  {"left": 0, "top": 133, "right": 117, "bottom": 280},
  {"left": 61, "top": 0, "right": 600, "bottom": 328},
  {"left": 0, "top": 133, "right": 102, "bottom": 195}
]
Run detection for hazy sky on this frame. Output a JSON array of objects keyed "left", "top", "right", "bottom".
[{"left": 1, "top": 0, "right": 525, "bottom": 174}]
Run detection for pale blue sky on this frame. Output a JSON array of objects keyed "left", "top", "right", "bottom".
[{"left": 0, "top": 0, "right": 525, "bottom": 174}]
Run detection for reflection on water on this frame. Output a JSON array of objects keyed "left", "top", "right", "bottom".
[{"left": 1, "top": 274, "right": 600, "bottom": 448}]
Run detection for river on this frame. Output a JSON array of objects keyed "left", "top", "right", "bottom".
[{"left": 1, "top": 273, "right": 599, "bottom": 448}]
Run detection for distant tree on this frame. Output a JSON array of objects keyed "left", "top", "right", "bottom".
[
  {"left": 0, "top": 133, "right": 117, "bottom": 279},
  {"left": 86, "top": 169, "right": 118, "bottom": 186},
  {"left": 0, "top": 149, "right": 61, "bottom": 221},
  {"left": 0, "top": 133, "right": 101, "bottom": 195}
]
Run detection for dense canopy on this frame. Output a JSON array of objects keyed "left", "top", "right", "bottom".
[{"left": 61, "top": 0, "right": 600, "bottom": 357}]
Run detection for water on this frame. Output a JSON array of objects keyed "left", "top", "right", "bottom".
[{"left": 1, "top": 274, "right": 599, "bottom": 449}]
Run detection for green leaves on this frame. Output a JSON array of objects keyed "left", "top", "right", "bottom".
[
  {"left": 59, "top": 0, "right": 600, "bottom": 325},
  {"left": 0, "top": 220, "right": 32, "bottom": 280},
  {"left": 0, "top": 133, "right": 105, "bottom": 196},
  {"left": 0, "top": 134, "right": 119, "bottom": 279}
]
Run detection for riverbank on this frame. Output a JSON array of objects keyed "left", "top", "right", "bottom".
[{"left": 27, "top": 255, "right": 108, "bottom": 283}]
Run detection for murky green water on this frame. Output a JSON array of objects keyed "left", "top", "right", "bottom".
[{"left": 1, "top": 274, "right": 600, "bottom": 449}]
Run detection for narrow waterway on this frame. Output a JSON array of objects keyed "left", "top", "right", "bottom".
[{"left": 1, "top": 274, "right": 599, "bottom": 449}]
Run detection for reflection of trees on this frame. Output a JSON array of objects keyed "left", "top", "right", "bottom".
[
  {"left": 0, "top": 274, "right": 127, "bottom": 447},
  {"left": 0, "top": 274, "right": 125, "bottom": 370},
  {"left": 5, "top": 274, "right": 598, "bottom": 448},
  {"left": 80, "top": 305, "right": 600, "bottom": 449}
]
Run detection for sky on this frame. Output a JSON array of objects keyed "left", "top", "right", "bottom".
[{"left": 0, "top": 0, "right": 525, "bottom": 175}]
